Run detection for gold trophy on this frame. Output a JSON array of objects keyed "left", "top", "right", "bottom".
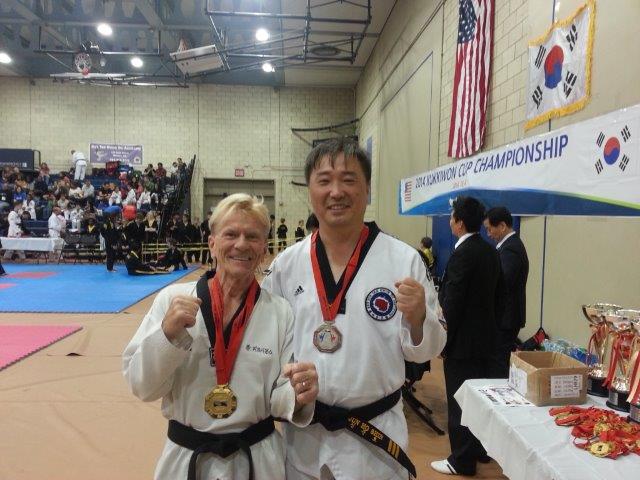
[
  {"left": 627, "top": 317, "right": 640, "bottom": 423},
  {"left": 602, "top": 309, "right": 640, "bottom": 412},
  {"left": 581, "top": 303, "right": 621, "bottom": 397}
]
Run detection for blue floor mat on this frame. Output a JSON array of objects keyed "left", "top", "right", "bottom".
[{"left": 0, "top": 264, "right": 199, "bottom": 313}]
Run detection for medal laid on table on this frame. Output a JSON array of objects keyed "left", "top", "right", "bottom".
[
  {"left": 310, "top": 226, "right": 369, "bottom": 353},
  {"left": 204, "top": 274, "right": 259, "bottom": 419}
]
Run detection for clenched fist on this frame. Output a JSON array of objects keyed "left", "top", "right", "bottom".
[
  {"left": 283, "top": 362, "right": 319, "bottom": 410},
  {"left": 162, "top": 295, "right": 202, "bottom": 342},
  {"left": 395, "top": 278, "right": 426, "bottom": 344}
]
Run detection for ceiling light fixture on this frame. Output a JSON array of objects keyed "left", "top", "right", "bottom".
[
  {"left": 255, "top": 28, "right": 270, "bottom": 42},
  {"left": 262, "top": 62, "right": 275, "bottom": 73},
  {"left": 0, "top": 52, "right": 11, "bottom": 64},
  {"left": 131, "top": 57, "right": 143, "bottom": 68},
  {"left": 97, "top": 23, "right": 113, "bottom": 36}
]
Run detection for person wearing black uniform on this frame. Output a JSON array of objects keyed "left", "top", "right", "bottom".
[
  {"left": 101, "top": 213, "right": 121, "bottom": 272},
  {"left": 183, "top": 214, "right": 200, "bottom": 263},
  {"left": 200, "top": 212, "right": 212, "bottom": 266},
  {"left": 161, "top": 237, "right": 188, "bottom": 270},
  {"left": 432, "top": 196, "right": 503, "bottom": 477},
  {"left": 126, "top": 241, "right": 172, "bottom": 275},
  {"left": 0, "top": 237, "right": 6, "bottom": 276},
  {"left": 305, "top": 213, "right": 319, "bottom": 234},
  {"left": 124, "top": 213, "right": 146, "bottom": 248},
  {"left": 276, "top": 218, "right": 288, "bottom": 252},
  {"left": 294, "top": 220, "right": 305, "bottom": 242},
  {"left": 144, "top": 211, "right": 159, "bottom": 244},
  {"left": 267, "top": 214, "right": 275, "bottom": 254}
]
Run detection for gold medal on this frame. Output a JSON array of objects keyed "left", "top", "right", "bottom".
[
  {"left": 204, "top": 384, "right": 237, "bottom": 419},
  {"left": 589, "top": 441, "right": 611, "bottom": 457}
]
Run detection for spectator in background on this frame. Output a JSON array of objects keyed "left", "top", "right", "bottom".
[
  {"left": 69, "top": 203, "right": 84, "bottom": 231},
  {"left": 33, "top": 173, "right": 49, "bottom": 195},
  {"left": 124, "top": 186, "right": 137, "bottom": 206},
  {"left": 144, "top": 210, "right": 158, "bottom": 244},
  {"left": 268, "top": 214, "right": 275, "bottom": 254},
  {"left": 137, "top": 186, "right": 152, "bottom": 213},
  {"left": 109, "top": 189, "right": 122, "bottom": 206},
  {"left": 155, "top": 162, "right": 166, "bottom": 192},
  {"left": 57, "top": 193, "right": 69, "bottom": 211},
  {"left": 200, "top": 211, "right": 212, "bottom": 266},
  {"left": 48, "top": 206, "right": 65, "bottom": 239},
  {"left": 144, "top": 164, "right": 155, "bottom": 177},
  {"left": 184, "top": 214, "right": 200, "bottom": 263},
  {"left": 305, "top": 212, "right": 319, "bottom": 234},
  {"left": 13, "top": 185, "right": 26, "bottom": 203},
  {"left": 419, "top": 236, "right": 435, "bottom": 277},
  {"left": 294, "top": 219, "right": 305, "bottom": 242},
  {"left": 39, "top": 162, "right": 50, "bottom": 184},
  {"left": 71, "top": 149, "right": 88, "bottom": 181},
  {"left": 23, "top": 194, "right": 36, "bottom": 220},
  {"left": 276, "top": 217, "right": 288, "bottom": 251},
  {"left": 69, "top": 181, "right": 83, "bottom": 202},
  {"left": 161, "top": 237, "right": 187, "bottom": 270},
  {"left": 82, "top": 179, "right": 95, "bottom": 206},
  {"left": 125, "top": 212, "right": 146, "bottom": 248}
]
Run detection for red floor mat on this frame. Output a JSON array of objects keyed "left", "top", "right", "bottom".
[{"left": 0, "top": 325, "right": 82, "bottom": 371}]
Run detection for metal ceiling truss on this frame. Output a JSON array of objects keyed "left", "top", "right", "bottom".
[
  {"left": 203, "top": 0, "right": 372, "bottom": 76},
  {"left": 0, "top": 0, "right": 375, "bottom": 86}
]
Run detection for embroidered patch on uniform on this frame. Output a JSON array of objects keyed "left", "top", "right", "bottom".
[{"left": 365, "top": 288, "right": 397, "bottom": 321}]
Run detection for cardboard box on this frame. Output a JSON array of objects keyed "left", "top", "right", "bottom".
[{"left": 508, "top": 351, "right": 589, "bottom": 406}]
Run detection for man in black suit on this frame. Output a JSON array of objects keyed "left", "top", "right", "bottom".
[
  {"left": 484, "top": 206, "right": 529, "bottom": 378},
  {"left": 431, "top": 196, "right": 502, "bottom": 477}
]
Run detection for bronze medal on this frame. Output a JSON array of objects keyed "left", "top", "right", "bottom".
[
  {"left": 204, "top": 384, "right": 237, "bottom": 419},
  {"left": 313, "top": 322, "right": 342, "bottom": 353}
]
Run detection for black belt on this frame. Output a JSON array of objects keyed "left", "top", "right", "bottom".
[
  {"left": 311, "top": 389, "right": 416, "bottom": 478},
  {"left": 168, "top": 417, "right": 275, "bottom": 480}
]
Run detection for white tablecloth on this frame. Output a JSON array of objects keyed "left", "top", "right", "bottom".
[
  {"left": 0, "top": 237, "right": 64, "bottom": 252},
  {"left": 455, "top": 379, "right": 639, "bottom": 480}
]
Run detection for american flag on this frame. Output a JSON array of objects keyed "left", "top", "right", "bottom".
[
  {"left": 403, "top": 180, "right": 412, "bottom": 202},
  {"left": 448, "top": 0, "right": 494, "bottom": 158}
]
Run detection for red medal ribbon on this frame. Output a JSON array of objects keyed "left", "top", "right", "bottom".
[
  {"left": 628, "top": 349, "right": 640, "bottom": 404},
  {"left": 209, "top": 275, "right": 259, "bottom": 385},
  {"left": 310, "top": 225, "right": 369, "bottom": 323},
  {"left": 603, "top": 334, "right": 621, "bottom": 388}
]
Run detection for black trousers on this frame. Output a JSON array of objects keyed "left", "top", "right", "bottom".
[
  {"left": 443, "top": 357, "right": 490, "bottom": 475},
  {"left": 489, "top": 326, "right": 520, "bottom": 379},
  {"left": 105, "top": 243, "right": 116, "bottom": 271},
  {"left": 277, "top": 239, "right": 287, "bottom": 252},
  {"left": 200, "top": 248, "right": 210, "bottom": 265},
  {"left": 186, "top": 250, "right": 200, "bottom": 262}
]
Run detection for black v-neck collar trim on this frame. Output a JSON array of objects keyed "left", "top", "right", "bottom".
[
  {"left": 196, "top": 270, "right": 261, "bottom": 347},
  {"left": 314, "top": 222, "right": 380, "bottom": 312}
]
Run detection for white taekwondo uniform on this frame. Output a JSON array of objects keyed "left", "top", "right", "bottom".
[
  {"left": 262, "top": 223, "right": 446, "bottom": 480},
  {"left": 123, "top": 276, "right": 314, "bottom": 480}
]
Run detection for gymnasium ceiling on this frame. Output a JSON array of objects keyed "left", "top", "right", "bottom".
[{"left": 0, "top": 0, "right": 395, "bottom": 88}]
